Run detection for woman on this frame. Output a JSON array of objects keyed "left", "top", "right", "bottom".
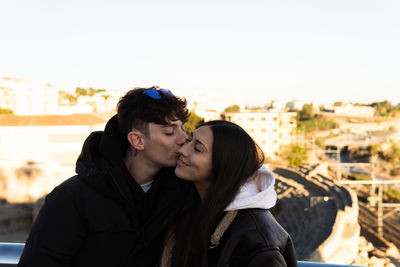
[{"left": 161, "top": 120, "right": 297, "bottom": 267}]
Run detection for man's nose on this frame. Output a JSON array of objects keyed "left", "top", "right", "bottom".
[
  {"left": 176, "top": 128, "right": 187, "bottom": 145},
  {"left": 177, "top": 142, "right": 189, "bottom": 157}
]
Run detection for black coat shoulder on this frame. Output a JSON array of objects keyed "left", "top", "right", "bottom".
[{"left": 209, "top": 209, "right": 298, "bottom": 267}]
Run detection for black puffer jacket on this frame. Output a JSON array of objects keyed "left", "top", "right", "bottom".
[
  {"left": 208, "top": 209, "right": 297, "bottom": 267},
  {"left": 18, "top": 115, "right": 191, "bottom": 267}
]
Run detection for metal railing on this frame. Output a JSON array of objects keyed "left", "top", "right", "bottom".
[
  {"left": 0, "top": 242, "right": 360, "bottom": 266},
  {"left": 0, "top": 243, "right": 24, "bottom": 267}
]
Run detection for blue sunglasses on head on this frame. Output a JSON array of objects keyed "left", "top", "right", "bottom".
[{"left": 143, "top": 88, "right": 174, "bottom": 99}]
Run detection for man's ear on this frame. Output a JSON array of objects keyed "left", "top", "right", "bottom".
[{"left": 127, "top": 129, "right": 145, "bottom": 151}]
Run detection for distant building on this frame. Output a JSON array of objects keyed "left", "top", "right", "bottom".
[
  {"left": 193, "top": 109, "right": 220, "bottom": 121},
  {"left": 325, "top": 131, "right": 400, "bottom": 151},
  {"left": 0, "top": 77, "right": 59, "bottom": 115},
  {"left": 0, "top": 114, "right": 107, "bottom": 202},
  {"left": 58, "top": 102, "right": 95, "bottom": 115},
  {"left": 222, "top": 110, "right": 297, "bottom": 159},
  {"left": 187, "top": 92, "right": 245, "bottom": 121},
  {"left": 0, "top": 86, "right": 15, "bottom": 111},
  {"left": 321, "top": 104, "right": 375, "bottom": 118},
  {"left": 59, "top": 90, "right": 126, "bottom": 117},
  {"left": 266, "top": 100, "right": 287, "bottom": 110},
  {"left": 59, "top": 89, "right": 124, "bottom": 115},
  {"left": 0, "top": 114, "right": 106, "bottom": 165},
  {"left": 286, "top": 100, "right": 305, "bottom": 111}
]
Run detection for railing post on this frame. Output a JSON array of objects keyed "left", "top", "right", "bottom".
[
  {"left": 336, "top": 146, "right": 341, "bottom": 181},
  {"left": 371, "top": 156, "right": 377, "bottom": 195},
  {"left": 377, "top": 184, "right": 383, "bottom": 237}
]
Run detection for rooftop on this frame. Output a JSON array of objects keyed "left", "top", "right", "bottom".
[{"left": 0, "top": 114, "right": 107, "bottom": 126}]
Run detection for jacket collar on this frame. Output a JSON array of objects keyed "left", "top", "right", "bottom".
[
  {"left": 225, "top": 166, "right": 277, "bottom": 211},
  {"left": 209, "top": 210, "right": 238, "bottom": 248}
]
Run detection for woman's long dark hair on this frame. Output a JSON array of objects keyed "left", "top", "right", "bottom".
[{"left": 171, "top": 120, "right": 265, "bottom": 267}]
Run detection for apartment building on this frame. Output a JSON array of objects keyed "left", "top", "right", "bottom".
[
  {"left": 0, "top": 114, "right": 107, "bottom": 202},
  {"left": 222, "top": 110, "right": 297, "bottom": 159},
  {"left": 0, "top": 77, "right": 59, "bottom": 115},
  {"left": 188, "top": 92, "right": 245, "bottom": 121},
  {"left": 0, "top": 86, "right": 15, "bottom": 111}
]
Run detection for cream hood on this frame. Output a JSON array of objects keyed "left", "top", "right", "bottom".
[{"left": 225, "top": 166, "right": 277, "bottom": 211}]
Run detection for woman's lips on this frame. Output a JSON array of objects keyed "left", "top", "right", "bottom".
[{"left": 177, "top": 157, "right": 189, "bottom": 167}]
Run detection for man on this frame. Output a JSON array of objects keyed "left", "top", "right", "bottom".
[{"left": 18, "top": 87, "right": 191, "bottom": 267}]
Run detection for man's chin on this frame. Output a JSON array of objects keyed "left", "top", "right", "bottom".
[{"left": 165, "top": 160, "right": 178, "bottom": 167}]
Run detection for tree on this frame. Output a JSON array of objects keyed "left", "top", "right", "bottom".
[
  {"left": 333, "top": 102, "right": 344, "bottom": 107},
  {"left": 88, "top": 88, "right": 106, "bottom": 96},
  {"left": 369, "top": 100, "right": 400, "bottom": 117},
  {"left": 75, "top": 87, "right": 108, "bottom": 98},
  {"left": 59, "top": 91, "right": 77, "bottom": 105},
  {"left": 224, "top": 105, "right": 240, "bottom": 112},
  {"left": 102, "top": 94, "right": 111, "bottom": 100},
  {"left": 297, "top": 104, "right": 314, "bottom": 121},
  {"left": 386, "top": 141, "right": 400, "bottom": 170},
  {"left": 75, "top": 87, "right": 88, "bottom": 96},
  {"left": 184, "top": 112, "right": 204, "bottom": 135},
  {"left": 287, "top": 145, "right": 308, "bottom": 166},
  {"left": 369, "top": 144, "right": 381, "bottom": 157},
  {"left": 0, "top": 107, "right": 13, "bottom": 114}
]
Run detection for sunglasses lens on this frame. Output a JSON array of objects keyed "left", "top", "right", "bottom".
[
  {"left": 159, "top": 88, "right": 174, "bottom": 97},
  {"left": 144, "top": 89, "right": 161, "bottom": 99}
]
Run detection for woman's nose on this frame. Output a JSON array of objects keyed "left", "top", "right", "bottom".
[{"left": 177, "top": 142, "right": 189, "bottom": 157}]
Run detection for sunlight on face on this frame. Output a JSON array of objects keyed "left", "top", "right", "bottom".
[{"left": 175, "top": 126, "right": 213, "bottom": 191}]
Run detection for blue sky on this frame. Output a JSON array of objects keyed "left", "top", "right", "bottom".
[{"left": 1, "top": 0, "right": 399, "bottom": 105}]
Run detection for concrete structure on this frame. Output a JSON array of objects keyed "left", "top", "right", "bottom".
[
  {"left": 222, "top": 110, "right": 297, "bottom": 159},
  {"left": 273, "top": 164, "right": 361, "bottom": 264},
  {"left": 324, "top": 131, "right": 400, "bottom": 151},
  {"left": 321, "top": 104, "right": 376, "bottom": 118},
  {"left": 0, "top": 114, "right": 107, "bottom": 202},
  {"left": 0, "top": 77, "right": 59, "bottom": 115},
  {"left": 339, "top": 119, "right": 400, "bottom": 134}
]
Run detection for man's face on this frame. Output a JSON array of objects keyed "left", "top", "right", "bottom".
[{"left": 141, "top": 119, "right": 187, "bottom": 168}]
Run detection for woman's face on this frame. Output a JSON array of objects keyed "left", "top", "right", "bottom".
[{"left": 175, "top": 126, "right": 213, "bottom": 189}]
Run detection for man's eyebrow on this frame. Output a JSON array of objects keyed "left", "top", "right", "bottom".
[{"left": 162, "top": 123, "right": 178, "bottom": 128}]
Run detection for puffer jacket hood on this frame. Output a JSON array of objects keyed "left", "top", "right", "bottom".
[
  {"left": 74, "top": 115, "right": 180, "bottom": 208},
  {"left": 75, "top": 115, "right": 142, "bottom": 205},
  {"left": 225, "top": 165, "right": 277, "bottom": 211}
]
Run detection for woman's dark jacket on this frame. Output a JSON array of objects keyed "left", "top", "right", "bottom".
[
  {"left": 18, "top": 115, "right": 191, "bottom": 267},
  {"left": 208, "top": 209, "right": 297, "bottom": 267}
]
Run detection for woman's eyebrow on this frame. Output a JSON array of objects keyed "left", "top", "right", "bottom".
[{"left": 194, "top": 137, "right": 207, "bottom": 151}]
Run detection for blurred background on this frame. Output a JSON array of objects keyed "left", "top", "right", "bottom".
[{"left": 1, "top": 1, "right": 400, "bottom": 266}]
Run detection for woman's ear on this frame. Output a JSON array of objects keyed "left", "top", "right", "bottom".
[{"left": 127, "top": 129, "right": 145, "bottom": 151}]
